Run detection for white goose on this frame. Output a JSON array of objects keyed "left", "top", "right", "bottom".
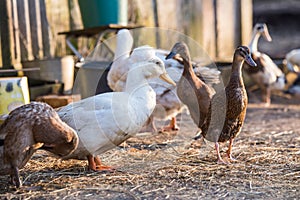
[
  {"left": 243, "top": 23, "right": 286, "bottom": 105},
  {"left": 57, "top": 48, "right": 176, "bottom": 171},
  {"left": 108, "top": 29, "right": 220, "bottom": 132}
]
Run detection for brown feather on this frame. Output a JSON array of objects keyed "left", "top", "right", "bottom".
[
  {"left": 167, "top": 42, "right": 215, "bottom": 128},
  {"left": 0, "top": 102, "right": 78, "bottom": 187}
]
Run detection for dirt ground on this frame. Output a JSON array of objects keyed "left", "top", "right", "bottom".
[{"left": 0, "top": 91, "right": 299, "bottom": 199}]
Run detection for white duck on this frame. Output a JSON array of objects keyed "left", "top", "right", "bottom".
[
  {"left": 283, "top": 49, "right": 300, "bottom": 97},
  {"left": 107, "top": 29, "right": 220, "bottom": 132},
  {"left": 56, "top": 48, "right": 176, "bottom": 171},
  {"left": 285, "top": 75, "right": 300, "bottom": 98},
  {"left": 283, "top": 49, "right": 300, "bottom": 73},
  {"left": 243, "top": 23, "right": 286, "bottom": 105}
]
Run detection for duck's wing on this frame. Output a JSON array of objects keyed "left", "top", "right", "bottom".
[
  {"left": 259, "top": 53, "right": 286, "bottom": 90},
  {"left": 260, "top": 53, "right": 284, "bottom": 77},
  {"left": 57, "top": 93, "right": 115, "bottom": 129},
  {"left": 193, "top": 65, "right": 221, "bottom": 87},
  {"left": 57, "top": 93, "right": 127, "bottom": 154},
  {"left": 156, "top": 49, "right": 221, "bottom": 86}
]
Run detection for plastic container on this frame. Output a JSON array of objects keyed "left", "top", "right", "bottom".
[
  {"left": 0, "top": 77, "right": 30, "bottom": 115},
  {"left": 78, "top": 0, "right": 128, "bottom": 28}
]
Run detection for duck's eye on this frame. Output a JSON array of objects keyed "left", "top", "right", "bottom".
[
  {"left": 155, "top": 61, "right": 160, "bottom": 65},
  {"left": 257, "top": 26, "right": 263, "bottom": 30}
]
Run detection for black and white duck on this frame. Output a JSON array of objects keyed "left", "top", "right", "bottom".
[{"left": 243, "top": 23, "right": 286, "bottom": 105}]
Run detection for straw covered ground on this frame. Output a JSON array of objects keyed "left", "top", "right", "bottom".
[{"left": 0, "top": 92, "right": 299, "bottom": 199}]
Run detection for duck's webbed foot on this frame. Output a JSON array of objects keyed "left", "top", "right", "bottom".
[
  {"left": 160, "top": 117, "right": 179, "bottom": 132},
  {"left": 226, "top": 138, "right": 238, "bottom": 163},
  {"left": 87, "top": 155, "right": 115, "bottom": 171},
  {"left": 10, "top": 166, "right": 22, "bottom": 188},
  {"left": 215, "top": 142, "right": 228, "bottom": 164}
]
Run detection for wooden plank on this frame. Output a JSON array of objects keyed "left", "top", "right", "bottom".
[
  {"left": 36, "top": 94, "right": 81, "bottom": 108},
  {"left": 58, "top": 24, "right": 143, "bottom": 37},
  {"left": 240, "top": 0, "right": 253, "bottom": 45},
  {"left": 11, "top": 0, "right": 21, "bottom": 64},
  {"left": 216, "top": 0, "right": 236, "bottom": 61},
  {"left": 68, "top": 0, "right": 83, "bottom": 30},
  {"left": 0, "top": 0, "right": 14, "bottom": 68},
  {"left": 0, "top": 34, "right": 1, "bottom": 67},
  {"left": 17, "top": 0, "right": 34, "bottom": 61},
  {"left": 28, "top": 0, "right": 44, "bottom": 59},
  {"left": 234, "top": 0, "right": 241, "bottom": 47},
  {"left": 40, "top": 0, "right": 53, "bottom": 58},
  {"left": 201, "top": 0, "right": 216, "bottom": 59}
]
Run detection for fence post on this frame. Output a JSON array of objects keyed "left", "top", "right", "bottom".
[
  {"left": 29, "top": 0, "right": 44, "bottom": 59},
  {"left": 0, "top": 0, "right": 15, "bottom": 69},
  {"left": 17, "top": 0, "right": 34, "bottom": 61}
]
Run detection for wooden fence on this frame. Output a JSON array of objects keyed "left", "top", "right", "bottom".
[
  {"left": 0, "top": 0, "right": 253, "bottom": 71},
  {"left": 0, "top": 0, "right": 82, "bottom": 70}
]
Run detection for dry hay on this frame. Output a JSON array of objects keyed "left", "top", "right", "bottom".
[{"left": 0, "top": 94, "right": 299, "bottom": 199}]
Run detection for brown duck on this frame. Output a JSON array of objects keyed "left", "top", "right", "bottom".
[
  {"left": 166, "top": 42, "right": 215, "bottom": 129},
  {"left": 167, "top": 44, "right": 256, "bottom": 163},
  {"left": 0, "top": 102, "right": 78, "bottom": 187}
]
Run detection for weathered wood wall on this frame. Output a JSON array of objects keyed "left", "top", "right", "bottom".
[
  {"left": 0, "top": 0, "right": 81, "bottom": 70},
  {"left": 0, "top": 0, "right": 252, "bottom": 70},
  {"left": 130, "top": 0, "right": 252, "bottom": 62}
]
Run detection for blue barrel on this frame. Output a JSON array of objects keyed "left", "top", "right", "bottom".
[{"left": 78, "top": 0, "right": 128, "bottom": 28}]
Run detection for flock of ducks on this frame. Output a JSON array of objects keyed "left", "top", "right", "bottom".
[
  {"left": 107, "top": 29, "right": 220, "bottom": 132},
  {"left": 0, "top": 23, "right": 298, "bottom": 187}
]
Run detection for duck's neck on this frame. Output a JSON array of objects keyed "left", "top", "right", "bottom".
[
  {"left": 228, "top": 57, "right": 244, "bottom": 87},
  {"left": 114, "top": 30, "right": 132, "bottom": 61},
  {"left": 124, "top": 66, "right": 156, "bottom": 127},
  {"left": 125, "top": 67, "right": 150, "bottom": 94},
  {"left": 182, "top": 59, "right": 197, "bottom": 79},
  {"left": 248, "top": 32, "right": 261, "bottom": 53}
]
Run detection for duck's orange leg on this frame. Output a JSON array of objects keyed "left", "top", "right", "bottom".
[
  {"left": 215, "top": 142, "right": 227, "bottom": 164},
  {"left": 160, "top": 117, "right": 179, "bottom": 132},
  {"left": 87, "top": 155, "right": 97, "bottom": 170},
  {"left": 87, "top": 155, "right": 114, "bottom": 171},
  {"left": 226, "top": 138, "right": 237, "bottom": 162},
  {"left": 262, "top": 87, "right": 271, "bottom": 106},
  {"left": 141, "top": 116, "right": 158, "bottom": 133},
  {"left": 94, "top": 156, "right": 115, "bottom": 171}
]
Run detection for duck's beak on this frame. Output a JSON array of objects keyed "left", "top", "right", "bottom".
[
  {"left": 166, "top": 51, "right": 176, "bottom": 60},
  {"left": 262, "top": 27, "right": 272, "bottom": 42},
  {"left": 245, "top": 54, "right": 257, "bottom": 67},
  {"left": 159, "top": 73, "right": 176, "bottom": 86}
]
